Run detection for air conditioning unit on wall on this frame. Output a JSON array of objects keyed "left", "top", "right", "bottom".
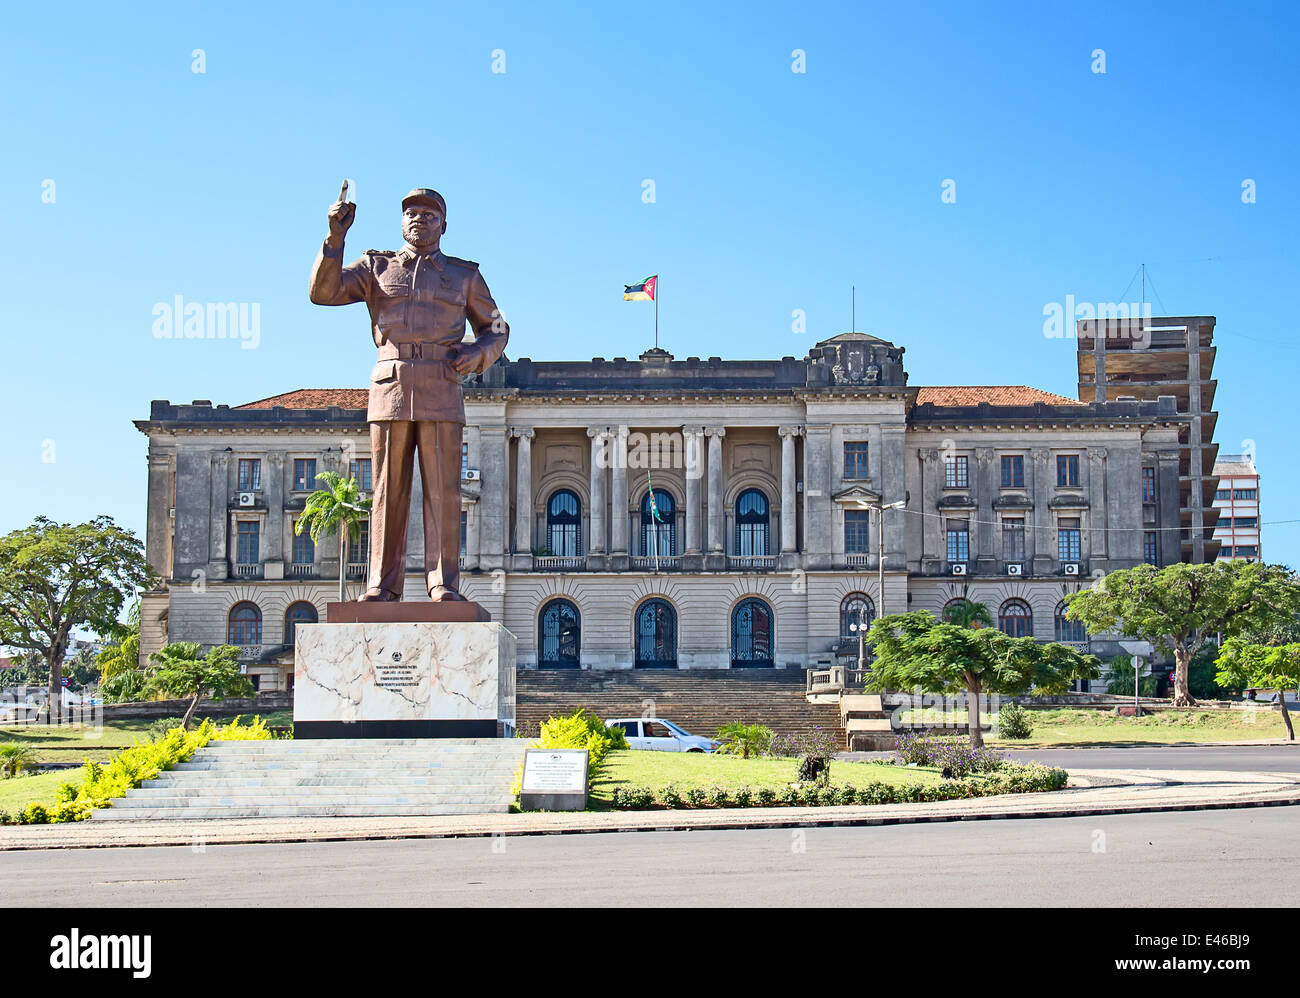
[
  {"left": 1064, "top": 563, "right": 1080, "bottom": 575},
  {"left": 462, "top": 469, "right": 481, "bottom": 481},
  {"left": 1007, "top": 563, "right": 1022, "bottom": 576},
  {"left": 951, "top": 563, "right": 967, "bottom": 576},
  {"left": 238, "top": 492, "right": 255, "bottom": 507}
]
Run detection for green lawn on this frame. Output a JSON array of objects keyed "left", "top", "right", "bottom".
[
  {"left": 0, "top": 710, "right": 292, "bottom": 765},
  {"left": 590, "top": 749, "right": 942, "bottom": 808},
  {"left": 0, "top": 770, "right": 76, "bottom": 816},
  {"left": 990, "top": 707, "right": 1293, "bottom": 746}
]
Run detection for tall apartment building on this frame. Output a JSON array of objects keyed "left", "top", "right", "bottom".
[
  {"left": 1212, "top": 454, "right": 1261, "bottom": 562},
  {"left": 1076, "top": 315, "right": 1220, "bottom": 562},
  {"left": 135, "top": 332, "right": 1188, "bottom": 691}
]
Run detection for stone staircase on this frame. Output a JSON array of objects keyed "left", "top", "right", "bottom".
[
  {"left": 91, "top": 738, "right": 527, "bottom": 821},
  {"left": 517, "top": 670, "right": 846, "bottom": 745}
]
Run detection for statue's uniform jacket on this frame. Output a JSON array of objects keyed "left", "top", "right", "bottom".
[
  {"left": 309, "top": 243, "right": 510, "bottom": 423},
  {"left": 308, "top": 239, "right": 509, "bottom": 598}
]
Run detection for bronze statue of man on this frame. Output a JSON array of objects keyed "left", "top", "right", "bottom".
[{"left": 309, "top": 185, "right": 509, "bottom": 602}]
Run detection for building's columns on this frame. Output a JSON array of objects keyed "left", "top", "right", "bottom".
[
  {"left": 263, "top": 451, "right": 286, "bottom": 578},
  {"left": 609, "top": 426, "right": 629, "bottom": 568},
  {"left": 778, "top": 425, "right": 802, "bottom": 559},
  {"left": 1088, "top": 448, "right": 1107, "bottom": 565},
  {"left": 587, "top": 427, "right": 608, "bottom": 567},
  {"left": 974, "top": 448, "right": 996, "bottom": 574},
  {"left": 684, "top": 427, "right": 704, "bottom": 563},
  {"left": 1031, "top": 447, "right": 1052, "bottom": 574},
  {"left": 465, "top": 500, "right": 481, "bottom": 570},
  {"left": 511, "top": 428, "right": 534, "bottom": 562},
  {"left": 705, "top": 427, "right": 726, "bottom": 567},
  {"left": 919, "top": 448, "right": 941, "bottom": 573}
]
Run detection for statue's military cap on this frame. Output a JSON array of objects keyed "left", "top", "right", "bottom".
[{"left": 402, "top": 188, "right": 448, "bottom": 215}]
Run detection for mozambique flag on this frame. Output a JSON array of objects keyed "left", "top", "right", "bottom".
[{"left": 623, "top": 275, "right": 657, "bottom": 301}]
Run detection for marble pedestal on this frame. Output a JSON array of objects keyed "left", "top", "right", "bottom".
[{"left": 294, "top": 605, "right": 516, "bottom": 738}]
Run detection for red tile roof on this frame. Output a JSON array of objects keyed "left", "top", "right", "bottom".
[
  {"left": 238, "top": 389, "right": 367, "bottom": 410},
  {"left": 238, "top": 385, "right": 1082, "bottom": 410},
  {"left": 915, "top": 386, "right": 1082, "bottom": 407}
]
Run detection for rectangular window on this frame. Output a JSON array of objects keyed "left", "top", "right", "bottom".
[
  {"left": 292, "top": 525, "right": 314, "bottom": 565},
  {"left": 1056, "top": 455, "right": 1080, "bottom": 488},
  {"left": 1142, "top": 467, "right": 1157, "bottom": 503},
  {"left": 1233, "top": 489, "right": 1257, "bottom": 500},
  {"left": 843, "top": 441, "right": 870, "bottom": 480},
  {"left": 460, "top": 511, "right": 468, "bottom": 556},
  {"left": 236, "top": 521, "right": 260, "bottom": 564},
  {"left": 461, "top": 442, "right": 469, "bottom": 478},
  {"left": 1058, "top": 517, "right": 1081, "bottom": 561},
  {"left": 1234, "top": 517, "right": 1258, "bottom": 528},
  {"left": 946, "top": 520, "right": 970, "bottom": 562},
  {"left": 844, "top": 509, "right": 871, "bottom": 554},
  {"left": 945, "top": 456, "right": 968, "bottom": 489},
  {"left": 1144, "top": 531, "right": 1159, "bottom": 566},
  {"left": 237, "top": 459, "right": 261, "bottom": 492},
  {"left": 1002, "top": 518, "right": 1025, "bottom": 561},
  {"left": 1220, "top": 545, "right": 1233, "bottom": 558},
  {"left": 293, "top": 458, "right": 317, "bottom": 492},
  {"left": 1236, "top": 545, "right": 1258, "bottom": 557},
  {"left": 352, "top": 520, "right": 370, "bottom": 565},
  {"left": 1214, "top": 489, "right": 1231, "bottom": 501},
  {"left": 1000, "top": 455, "right": 1024, "bottom": 488},
  {"left": 349, "top": 458, "right": 372, "bottom": 491}
]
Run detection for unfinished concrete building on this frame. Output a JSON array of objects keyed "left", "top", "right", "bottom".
[{"left": 1076, "top": 315, "right": 1219, "bottom": 563}]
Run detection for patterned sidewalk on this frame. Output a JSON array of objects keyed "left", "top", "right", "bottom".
[{"left": 1, "top": 768, "right": 1297, "bottom": 851}]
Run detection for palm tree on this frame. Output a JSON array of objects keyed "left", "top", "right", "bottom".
[
  {"left": 295, "top": 471, "right": 371, "bottom": 603},
  {"left": 942, "top": 599, "right": 994, "bottom": 630}
]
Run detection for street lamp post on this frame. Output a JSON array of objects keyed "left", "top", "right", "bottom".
[
  {"left": 849, "top": 620, "right": 866, "bottom": 673},
  {"left": 854, "top": 498, "right": 906, "bottom": 616}
]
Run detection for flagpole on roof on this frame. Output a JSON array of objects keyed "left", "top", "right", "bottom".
[{"left": 655, "top": 275, "right": 659, "bottom": 350}]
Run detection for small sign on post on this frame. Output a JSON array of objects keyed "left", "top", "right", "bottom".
[{"left": 519, "top": 748, "right": 588, "bottom": 812}]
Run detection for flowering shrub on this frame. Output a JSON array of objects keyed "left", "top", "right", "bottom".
[
  {"left": 768, "top": 727, "right": 842, "bottom": 759},
  {"left": 894, "top": 732, "right": 1004, "bottom": 778}
]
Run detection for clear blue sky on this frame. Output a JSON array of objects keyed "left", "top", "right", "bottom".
[{"left": 2, "top": 0, "right": 1296, "bottom": 563}]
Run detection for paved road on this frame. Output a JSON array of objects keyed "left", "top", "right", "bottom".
[
  {"left": 1002, "top": 745, "right": 1300, "bottom": 773},
  {"left": 841, "top": 744, "right": 1300, "bottom": 773},
  {"left": 6, "top": 807, "right": 1297, "bottom": 906}
]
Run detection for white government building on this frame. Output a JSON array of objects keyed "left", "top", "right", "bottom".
[{"left": 135, "top": 331, "right": 1198, "bottom": 691}]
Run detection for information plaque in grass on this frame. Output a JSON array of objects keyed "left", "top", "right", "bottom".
[{"left": 588, "top": 750, "right": 943, "bottom": 809}]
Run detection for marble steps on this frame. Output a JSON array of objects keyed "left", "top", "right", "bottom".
[{"left": 91, "top": 739, "right": 527, "bottom": 821}]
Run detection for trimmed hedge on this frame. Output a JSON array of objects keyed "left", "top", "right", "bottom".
[{"left": 610, "top": 762, "right": 1068, "bottom": 810}]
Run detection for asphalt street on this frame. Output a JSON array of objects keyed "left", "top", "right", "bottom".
[{"left": 4, "top": 806, "right": 1297, "bottom": 907}]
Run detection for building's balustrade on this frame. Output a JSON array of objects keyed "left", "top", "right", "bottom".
[
  {"left": 630, "top": 555, "right": 681, "bottom": 571},
  {"left": 345, "top": 563, "right": 367, "bottom": 579},
  {"left": 534, "top": 555, "right": 584, "bottom": 570},
  {"left": 844, "top": 553, "right": 871, "bottom": 568},
  {"left": 232, "top": 563, "right": 263, "bottom": 579},
  {"left": 727, "top": 554, "right": 777, "bottom": 570},
  {"left": 288, "top": 564, "right": 317, "bottom": 578}
]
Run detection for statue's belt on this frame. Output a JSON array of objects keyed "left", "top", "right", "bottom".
[{"left": 377, "top": 342, "right": 453, "bottom": 363}]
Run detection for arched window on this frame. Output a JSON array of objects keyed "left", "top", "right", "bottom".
[
  {"left": 640, "top": 489, "right": 675, "bottom": 557},
  {"left": 731, "top": 598, "right": 774, "bottom": 668},
  {"left": 546, "top": 489, "right": 582, "bottom": 557},
  {"left": 228, "top": 602, "right": 262, "bottom": 646},
  {"left": 284, "top": 602, "right": 318, "bottom": 645},
  {"left": 635, "top": 598, "right": 677, "bottom": 668},
  {"left": 999, "top": 599, "right": 1033, "bottom": 638},
  {"left": 735, "top": 488, "right": 770, "bottom": 556},
  {"left": 539, "top": 599, "right": 581, "bottom": 668},
  {"left": 840, "top": 593, "right": 876, "bottom": 640},
  {"left": 1054, "top": 600, "right": 1087, "bottom": 643}
]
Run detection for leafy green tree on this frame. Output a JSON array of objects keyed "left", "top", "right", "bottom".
[
  {"left": 295, "top": 471, "right": 371, "bottom": 603},
  {"left": 941, "top": 599, "right": 994, "bottom": 630},
  {"left": 0, "top": 517, "right": 155, "bottom": 723},
  {"left": 865, "top": 611, "right": 1100, "bottom": 747},
  {"left": 1066, "top": 562, "right": 1300, "bottom": 707},
  {"left": 146, "top": 642, "right": 254, "bottom": 729},
  {"left": 96, "top": 599, "right": 141, "bottom": 682},
  {"left": 1215, "top": 639, "right": 1300, "bottom": 741}
]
